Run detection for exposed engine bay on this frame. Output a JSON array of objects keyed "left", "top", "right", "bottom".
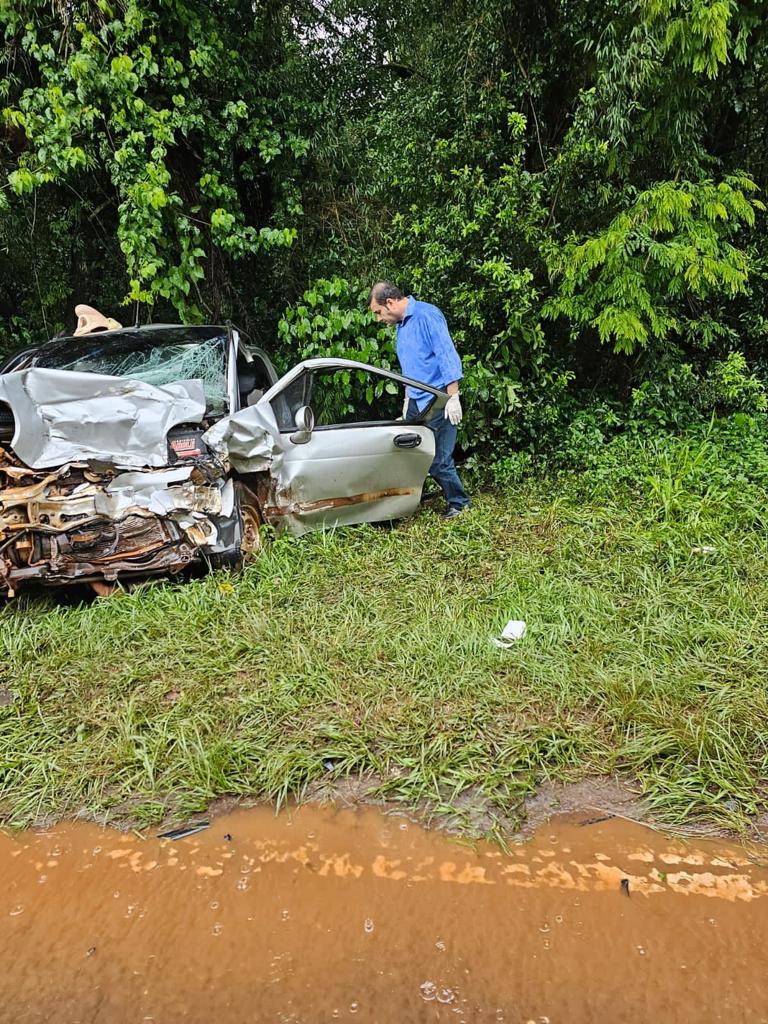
[
  {"left": 0, "top": 425, "right": 245, "bottom": 598},
  {"left": 0, "top": 365, "right": 247, "bottom": 597}
]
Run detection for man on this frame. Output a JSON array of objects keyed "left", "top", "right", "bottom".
[{"left": 368, "top": 281, "right": 470, "bottom": 519}]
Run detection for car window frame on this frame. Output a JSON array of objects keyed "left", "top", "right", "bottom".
[{"left": 265, "top": 358, "right": 445, "bottom": 434}]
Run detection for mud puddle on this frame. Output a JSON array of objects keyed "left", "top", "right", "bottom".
[{"left": 2, "top": 804, "right": 768, "bottom": 1023}]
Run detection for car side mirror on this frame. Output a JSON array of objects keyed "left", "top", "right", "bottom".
[{"left": 290, "top": 405, "right": 315, "bottom": 445}]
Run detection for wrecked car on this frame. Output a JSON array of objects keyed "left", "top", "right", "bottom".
[{"left": 0, "top": 323, "right": 448, "bottom": 596}]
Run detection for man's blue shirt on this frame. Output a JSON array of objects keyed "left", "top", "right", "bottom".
[{"left": 395, "top": 296, "right": 463, "bottom": 409}]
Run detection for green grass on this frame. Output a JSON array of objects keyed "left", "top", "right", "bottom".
[{"left": 1, "top": 420, "right": 768, "bottom": 832}]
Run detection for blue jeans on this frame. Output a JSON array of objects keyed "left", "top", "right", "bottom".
[{"left": 407, "top": 398, "right": 470, "bottom": 510}]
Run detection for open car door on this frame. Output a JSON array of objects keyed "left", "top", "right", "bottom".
[{"left": 209, "top": 358, "right": 449, "bottom": 535}]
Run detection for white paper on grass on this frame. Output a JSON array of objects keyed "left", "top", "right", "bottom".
[{"left": 490, "top": 619, "right": 527, "bottom": 648}]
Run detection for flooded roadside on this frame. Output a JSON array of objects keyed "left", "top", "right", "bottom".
[{"left": 2, "top": 804, "right": 768, "bottom": 1023}]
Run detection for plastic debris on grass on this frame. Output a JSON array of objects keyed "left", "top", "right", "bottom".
[{"left": 491, "top": 619, "right": 527, "bottom": 648}]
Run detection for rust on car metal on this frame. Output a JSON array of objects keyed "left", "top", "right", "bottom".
[
  {"left": 0, "top": 330, "right": 446, "bottom": 595},
  {"left": 262, "top": 487, "right": 416, "bottom": 519},
  {"left": 0, "top": 444, "right": 224, "bottom": 597}
]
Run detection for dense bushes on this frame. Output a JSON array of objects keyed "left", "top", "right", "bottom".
[{"left": 1, "top": 0, "right": 767, "bottom": 468}]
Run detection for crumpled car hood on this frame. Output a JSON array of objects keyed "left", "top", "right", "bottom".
[
  {"left": 202, "top": 403, "right": 279, "bottom": 473},
  {"left": 0, "top": 368, "right": 206, "bottom": 470}
]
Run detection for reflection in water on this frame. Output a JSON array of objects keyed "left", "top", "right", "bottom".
[{"left": 2, "top": 804, "right": 768, "bottom": 1022}]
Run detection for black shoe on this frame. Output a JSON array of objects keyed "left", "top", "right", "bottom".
[{"left": 441, "top": 505, "right": 467, "bottom": 520}]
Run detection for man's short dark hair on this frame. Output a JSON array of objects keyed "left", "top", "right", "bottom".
[{"left": 368, "top": 280, "right": 404, "bottom": 305}]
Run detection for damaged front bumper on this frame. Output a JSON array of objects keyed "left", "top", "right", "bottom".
[
  {"left": 0, "top": 448, "right": 240, "bottom": 596},
  {"left": 0, "top": 366, "right": 247, "bottom": 596}
]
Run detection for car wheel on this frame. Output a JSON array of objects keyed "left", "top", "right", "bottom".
[{"left": 235, "top": 481, "right": 264, "bottom": 559}]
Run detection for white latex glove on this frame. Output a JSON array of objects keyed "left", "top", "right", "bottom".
[
  {"left": 402, "top": 394, "right": 409, "bottom": 420},
  {"left": 444, "top": 393, "right": 463, "bottom": 425}
]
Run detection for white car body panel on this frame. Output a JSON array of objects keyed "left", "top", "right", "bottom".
[{"left": 205, "top": 356, "right": 448, "bottom": 534}]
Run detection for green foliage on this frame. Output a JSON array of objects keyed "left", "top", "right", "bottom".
[
  {"left": 646, "top": 0, "right": 753, "bottom": 77},
  {"left": 277, "top": 277, "right": 399, "bottom": 418},
  {"left": 0, "top": 0, "right": 310, "bottom": 323},
  {"left": 545, "top": 176, "right": 763, "bottom": 353},
  {"left": 708, "top": 350, "right": 767, "bottom": 410},
  {"left": 1, "top": 0, "right": 768, "bottom": 463},
  {"left": 3, "top": 426, "right": 768, "bottom": 829},
  {"left": 571, "top": 415, "right": 768, "bottom": 533},
  {"left": 277, "top": 277, "right": 392, "bottom": 370},
  {"left": 4, "top": 0, "right": 768, "bottom": 838}
]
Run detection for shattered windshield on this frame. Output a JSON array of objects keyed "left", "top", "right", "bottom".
[{"left": 32, "top": 328, "right": 229, "bottom": 416}]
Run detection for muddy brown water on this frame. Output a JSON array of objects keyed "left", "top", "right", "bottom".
[{"left": 2, "top": 805, "right": 768, "bottom": 1023}]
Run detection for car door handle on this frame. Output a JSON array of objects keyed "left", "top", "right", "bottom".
[{"left": 393, "top": 432, "right": 423, "bottom": 449}]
